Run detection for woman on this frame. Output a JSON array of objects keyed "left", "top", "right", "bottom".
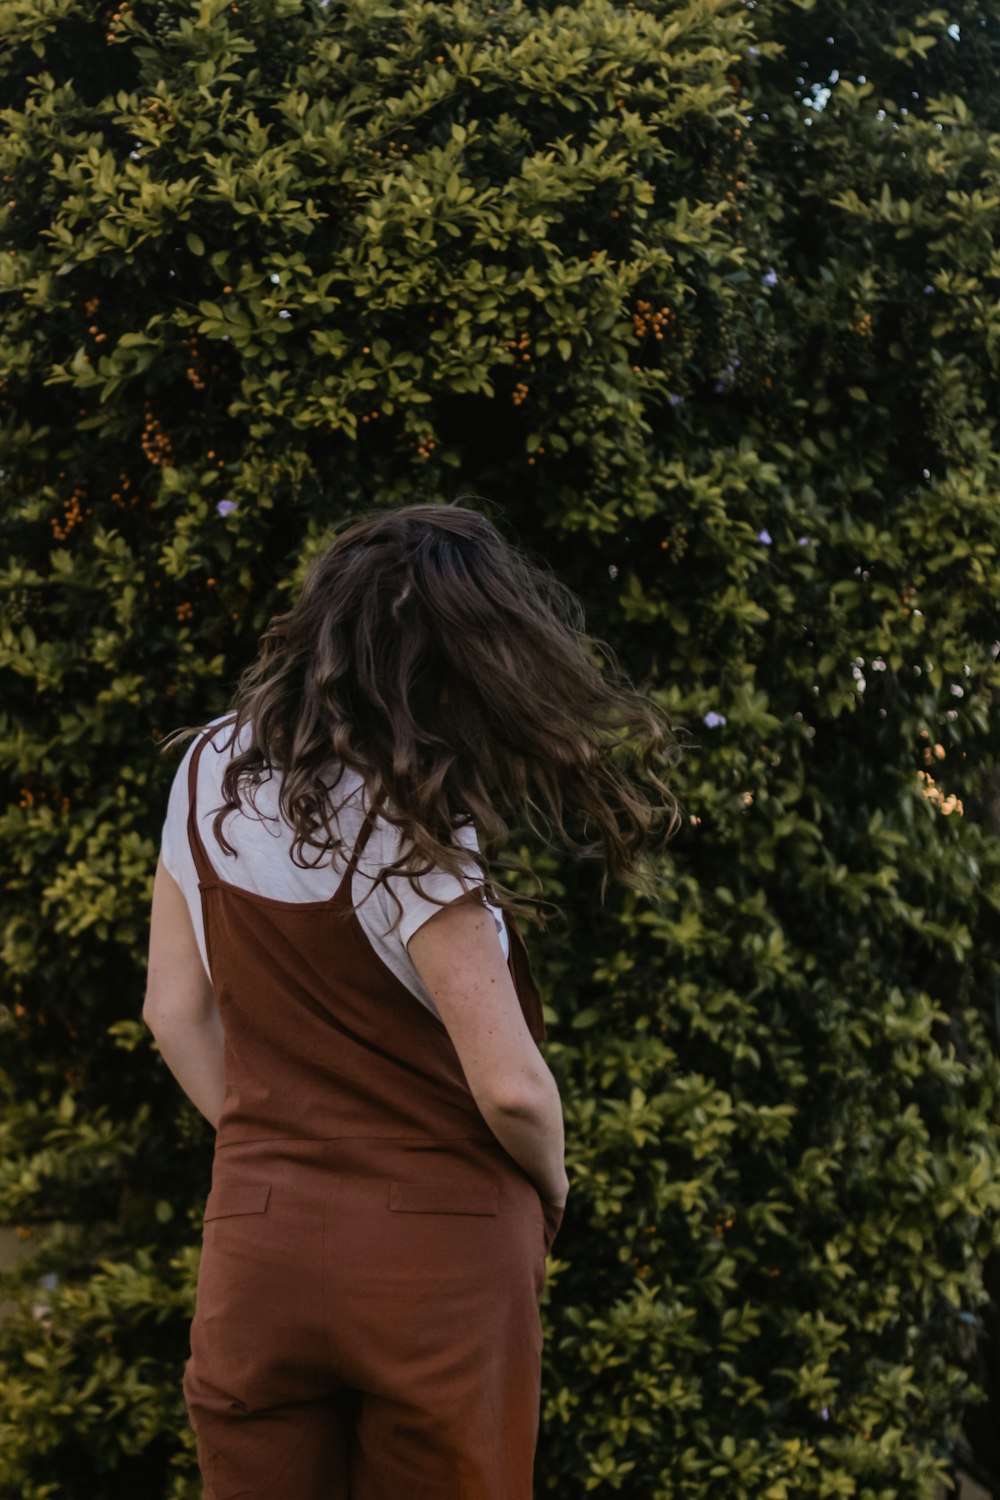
[{"left": 144, "top": 500, "right": 682, "bottom": 1500}]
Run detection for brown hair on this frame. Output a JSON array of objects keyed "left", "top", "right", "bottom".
[{"left": 159, "top": 499, "right": 687, "bottom": 934}]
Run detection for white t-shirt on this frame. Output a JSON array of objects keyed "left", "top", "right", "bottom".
[{"left": 159, "top": 712, "right": 509, "bottom": 1025}]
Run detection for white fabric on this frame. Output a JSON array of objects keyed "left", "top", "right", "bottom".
[{"left": 159, "top": 712, "right": 509, "bottom": 1024}]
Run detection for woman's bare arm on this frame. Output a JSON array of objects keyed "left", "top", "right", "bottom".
[
  {"left": 407, "top": 895, "right": 569, "bottom": 1205},
  {"left": 143, "top": 853, "right": 226, "bottom": 1128}
]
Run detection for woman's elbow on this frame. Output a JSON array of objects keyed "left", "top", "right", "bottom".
[
  {"left": 142, "top": 992, "right": 169, "bottom": 1034},
  {"left": 141, "top": 984, "right": 216, "bottom": 1033}
]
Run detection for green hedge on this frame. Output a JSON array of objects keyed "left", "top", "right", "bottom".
[{"left": 2, "top": 0, "right": 1000, "bottom": 1495}]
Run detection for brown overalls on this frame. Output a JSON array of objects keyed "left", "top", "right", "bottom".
[{"left": 180, "top": 720, "right": 565, "bottom": 1500}]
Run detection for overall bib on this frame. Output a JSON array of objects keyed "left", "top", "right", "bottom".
[{"left": 180, "top": 722, "right": 565, "bottom": 1500}]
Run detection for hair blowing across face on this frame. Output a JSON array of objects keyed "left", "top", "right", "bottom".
[{"left": 160, "top": 499, "right": 688, "bottom": 935}]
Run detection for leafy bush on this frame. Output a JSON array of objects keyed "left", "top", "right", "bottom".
[{"left": 2, "top": 0, "right": 999, "bottom": 1495}]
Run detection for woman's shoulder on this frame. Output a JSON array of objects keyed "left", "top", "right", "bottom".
[
  {"left": 199, "top": 715, "right": 370, "bottom": 821},
  {"left": 174, "top": 711, "right": 240, "bottom": 778},
  {"left": 200, "top": 711, "right": 242, "bottom": 758}
]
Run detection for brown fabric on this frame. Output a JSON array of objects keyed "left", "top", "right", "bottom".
[{"left": 181, "top": 720, "right": 565, "bottom": 1499}]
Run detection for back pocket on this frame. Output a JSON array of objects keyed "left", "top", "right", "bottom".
[
  {"left": 203, "top": 1181, "right": 271, "bottom": 1222},
  {"left": 389, "top": 1181, "right": 499, "bottom": 1216}
]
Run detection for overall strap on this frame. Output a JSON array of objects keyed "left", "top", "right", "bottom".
[
  {"left": 334, "top": 792, "right": 380, "bottom": 901},
  {"left": 186, "top": 716, "right": 237, "bottom": 884}
]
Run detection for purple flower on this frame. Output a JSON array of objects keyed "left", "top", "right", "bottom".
[
  {"left": 923, "top": 283, "right": 934, "bottom": 294},
  {"left": 758, "top": 528, "right": 772, "bottom": 545},
  {"left": 667, "top": 392, "right": 684, "bottom": 407},
  {"left": 608, "top": 564, "right": 619, "bottom": 579},
  {"left": 747, "top": 45, "right": 759, "bottom": 57},
  {"left": 797, "top": 536, "right": 811, "bottom": 545},
  {"left": 821, "top": 1407, "right": 830, "bottom": 1421},
  {"left": 761, "top": 268, "right": 778, "bottom": 288},
  {"left": 703, "top": 711, "right": 727, "bottom": 728},
  {"left": 715, "top": 354, "right": 741, "bottom": 393},
  {"left": 216, "top": 499, "right": 238, "bottom": 517}
]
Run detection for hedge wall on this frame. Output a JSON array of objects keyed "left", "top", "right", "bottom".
[{"left": 2, "top": 0, "right": 1000, "bottom": 1496}]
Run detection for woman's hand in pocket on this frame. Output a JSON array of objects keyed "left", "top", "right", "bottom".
[
  {"left": 539, "top": 1170, "right": 570, "bottom": 1211},
  {"left": 538, "top": 1180, "right": 569, "bottom": 1254}
]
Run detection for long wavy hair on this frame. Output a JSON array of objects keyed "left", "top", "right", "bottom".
[{"left": 158, "top": 500, "right": 688, "bottom": 934}]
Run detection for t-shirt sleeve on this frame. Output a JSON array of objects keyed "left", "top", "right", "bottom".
[
  {"left": 380, "top": 817, "right": 509, "bottom": 958},
  {"left": 159, "top": 735, "right": 197, "bottom": 883}
]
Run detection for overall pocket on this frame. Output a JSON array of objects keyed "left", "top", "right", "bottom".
[{"left": 203, "top": 1181, "right": 271, "bottom": 1222}]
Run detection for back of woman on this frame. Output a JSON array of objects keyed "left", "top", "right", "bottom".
[{"left": 143, "top": 501, "right": 682, "bottom": 1500}]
